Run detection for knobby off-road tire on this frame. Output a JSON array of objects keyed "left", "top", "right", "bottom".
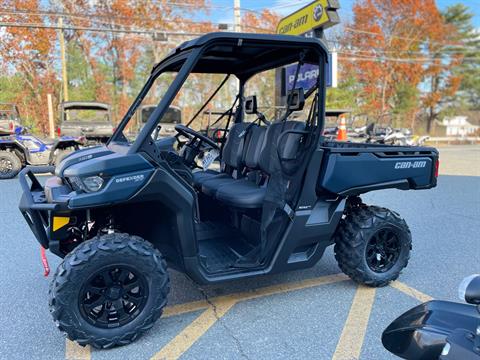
[
  {"left": 0, "top": 150, "right": 22, "bottom": 179},
  {"left": 334, "top": 205, "right": 411, "bottom": 287},
  {"left": 49, "top": 233, "right": 170, "bottom": 348}
]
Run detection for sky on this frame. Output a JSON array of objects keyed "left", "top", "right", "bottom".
[{"left": 208, "top": 0, "right": 480, "bottom": 29}]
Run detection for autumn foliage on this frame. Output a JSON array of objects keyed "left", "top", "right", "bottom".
[
  {"left": 343, "top": 0, "right": 462, "bottom": 130},
  {"left": 0, "top": 0, "right": 471, "bottom": 135}
]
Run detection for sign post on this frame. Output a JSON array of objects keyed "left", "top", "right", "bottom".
[{"left": 275, "top": 0, "right": 340, "bottom": 107}]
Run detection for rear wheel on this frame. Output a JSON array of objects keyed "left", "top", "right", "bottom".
[
  {"left": 49, "top": 233, "right": 170, "bottom": 348},
  {"left": 0, "top": 150, "right": 22, "bottom": 179},
  {"left": 334, "top": 205, "right": 411, "bottom": 287}
]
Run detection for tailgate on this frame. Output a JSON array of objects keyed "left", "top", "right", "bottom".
[
  {"left": 319, "top": 146, "right": 439, "bottom": 195},
  {"left": 60, "top": 121, "right": 113, "bottom": 137}
]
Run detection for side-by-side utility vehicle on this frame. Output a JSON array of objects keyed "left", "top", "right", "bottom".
[
  {"left": 19, "top": 33, "right": 439, "bottom": 348},
  {"left": 0, "top": 111, "right": 83, "bottom": 178},
  {"left": 59, "top": 101, "right": 114, "bottom": 145}
]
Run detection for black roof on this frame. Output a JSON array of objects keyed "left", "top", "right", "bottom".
[{"left": 152, "top": 32, "right": 329, "bottom": 79}]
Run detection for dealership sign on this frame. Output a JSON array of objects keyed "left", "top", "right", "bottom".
[
  {"left": 276, "top": 0, "right": 340, "bottom": 36},
  {"left": 277, "top": 0, "right": 339, "bottom": 90}
]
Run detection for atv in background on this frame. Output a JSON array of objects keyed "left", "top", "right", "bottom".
[
  {"left": 0, "top": 127, "right": 83, "bottom": 179},
  {"left": 59, "top": 102, "right": 114, "bottom": 145},
  {"left": 0, "top": 103, "right": 23, "bottom": 135}
]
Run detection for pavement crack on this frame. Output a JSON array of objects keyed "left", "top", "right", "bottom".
[{"left": 196, "top": 285, "right": 250, "bottom": 360}]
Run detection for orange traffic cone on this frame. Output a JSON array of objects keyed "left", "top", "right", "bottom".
[{"left": 336, "top": 116, "right": 347, "bottom": 141}]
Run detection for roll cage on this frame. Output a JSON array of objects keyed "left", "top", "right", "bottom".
[{"left": 108, "top": 32, "right": 330, "bottom": 157}]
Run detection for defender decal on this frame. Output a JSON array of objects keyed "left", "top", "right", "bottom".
[
  {"left": 115, "top": 174, "right": 145, "bottom": 183},
  {"left": 394, "top": 161, "right": 427, "bottom": 169}
]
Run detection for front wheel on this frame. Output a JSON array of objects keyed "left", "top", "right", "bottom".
[
  {"left": 334, "top": 205, "right": 411, "bottom": 287},
  {"left": 49, "top": 233, "right": 170, "bottom": 348},
  {"left": 0, "top": 150, "right": 22, "bottom": 179}
]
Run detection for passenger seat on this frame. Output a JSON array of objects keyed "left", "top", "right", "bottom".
[
  {"left": 215, "top": 121, "right": 306, "bottom": 208},
  {"left": 201, "top": 123, "right": 263, "bottom": 196}
]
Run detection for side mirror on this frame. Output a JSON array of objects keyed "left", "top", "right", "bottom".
[
  {"left": 458, "top": 274, "right": 480, "bottom": 305},
  {"left": 245, "top": 96, "right": 258, "bottom": 115},
  {"left": 286, "top": 88, "right": 305, "bottom": 111}
]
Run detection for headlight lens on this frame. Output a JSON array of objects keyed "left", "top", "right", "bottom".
[
  {"left": 68, "top": 175, "right": 104, "bottom": 193},
  {"left": 82, "top": 176, "right": 104, "bottom": 192}
]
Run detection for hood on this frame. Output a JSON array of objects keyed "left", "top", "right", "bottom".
[{"left": 55, "top": 146, "right": 114, "bottom": 177}]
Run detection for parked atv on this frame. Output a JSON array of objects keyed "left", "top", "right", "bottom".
[
  {"left": 59, "top": 101, "right": 114, "bottom": 145},
  {"left": 18, "top": 33, "right": 439, "bottom": 348},
  {"left": 0, "top": 127, "right": 83, "bottom": 179},
  {"left": 0, "top": 103, "right": 23, "bottom": 135}
]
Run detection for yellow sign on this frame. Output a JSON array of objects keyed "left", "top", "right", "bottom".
[{"left": 276, "top": 0, "right": 338, "bottom": 36}]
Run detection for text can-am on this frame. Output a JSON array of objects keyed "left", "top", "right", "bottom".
[{"left": 19, "top": 33, "right": 439, "bottom": 348}]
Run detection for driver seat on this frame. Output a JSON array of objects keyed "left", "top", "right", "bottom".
[{"left": 192, "top": 122, "right": 249, "bottom": 188}]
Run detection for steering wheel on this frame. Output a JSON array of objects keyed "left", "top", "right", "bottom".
[
  {"left": 175, "top": 124, "right": 219, "bottom": 150},
  {"left": 174, "top": 124, "right": 220, "bottom": 169}
]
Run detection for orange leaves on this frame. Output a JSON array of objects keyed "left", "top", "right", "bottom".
[
  {"left": 242, "top": 10, "right": 280, "bottom": 34},
  {"left": 345, "top": 0, "right": 458, "bottom": 122}
]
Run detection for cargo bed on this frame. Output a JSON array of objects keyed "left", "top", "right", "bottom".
[{"left": 318, "top": 141, "right": 439, "bottom": 196}]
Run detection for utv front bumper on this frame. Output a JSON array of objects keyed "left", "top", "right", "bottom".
[{"left": 18, "top": 166, "right": 70, "bottom": 254}]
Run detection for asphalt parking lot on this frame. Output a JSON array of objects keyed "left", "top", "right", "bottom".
[{"left": 0, "top": 145, "right": 478, "bottom": 360}]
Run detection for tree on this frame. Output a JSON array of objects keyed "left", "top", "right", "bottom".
[
  {"left": 443, "top": 4, "right": 480, "bottom": 110},
  {"left": 242, "top": 9, "right": 280, "bottom": 33},
  {"left": 0, "top": 0, "right": 59, "bottom": 132},
  {"left": 345, "top": 0, "right": 460, "bottom": 132}
]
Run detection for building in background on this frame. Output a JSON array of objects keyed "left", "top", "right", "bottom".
[{"left": 438, "top": 116, "right": 480, "bottom": 137}]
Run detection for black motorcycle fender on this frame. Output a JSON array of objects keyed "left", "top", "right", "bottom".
[{"left": 382, "top": 300, "right": 479, "bottom": 360}]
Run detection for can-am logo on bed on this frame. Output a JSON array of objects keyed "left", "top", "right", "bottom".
[{"left": 394, "top": 161, "right": 427, "bottom": 169}]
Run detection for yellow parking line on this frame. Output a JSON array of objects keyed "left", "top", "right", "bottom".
[
  {"left": 234, "top": 273, "right": 349, "bottom": 302},
  {"left": 390, "top": 281, "right": 434, "bottom": 302},
  {"left": 332, "top": 286, "right": 376, "bottom": 360},
  {"left": 65, "top": 340, "right": 91, "bottom": 360},
  {"left": 151, "top": 297, "right": 237, "bottom": 360},
  {"left": 161, "top": 273, "right": 349, "bottom": 319},
  {"left": 162, "top": 299, "right": 210, "bottom": 318},
  {"left": 150, "top": 273, "right": 349, "bottom": 360},
  {"left": 65, "top": 273, "right": 349, "bottom": 359}
]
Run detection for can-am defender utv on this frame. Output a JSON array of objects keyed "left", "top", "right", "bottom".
[{"left": 19, "top": 33, "right": 439, "bottom": 348}]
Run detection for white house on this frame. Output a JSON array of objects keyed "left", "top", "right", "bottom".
[{"left": 441, "top": 116, "right": 480, "bottom": 136}]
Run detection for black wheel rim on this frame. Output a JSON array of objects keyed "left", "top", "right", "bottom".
[
  {"left": 365, "top": 229, "right": 401, "bottom": 273},
  {"left": 79, "top": 265, "right": 149, "bottom": 328},
  {"left": 0, "top": 157, "right": 13, "bottom": 175}
]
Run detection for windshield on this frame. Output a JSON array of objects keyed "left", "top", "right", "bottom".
[
  {"left": 113, "top": 67, "right": 237, "bottom": 144},
  {"left": 63, "top": 108, "right": 110, "bottom": 122}
]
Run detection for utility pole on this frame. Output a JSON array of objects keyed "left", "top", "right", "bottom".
[
  {"left": 234, "top": 0, "right": 241, "bottom": 32},
  {"left": 58, "top": 17, "right": 68, "bottom": 102}
]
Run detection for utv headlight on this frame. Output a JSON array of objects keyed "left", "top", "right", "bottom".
[
  {"left": 82, "top": 176, "right": 104, "bottom": 192},
  {"left": 69, "top": 175, "right": 104, "bottom": 193}
]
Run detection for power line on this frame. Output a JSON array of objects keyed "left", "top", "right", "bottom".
[
  {"left": 0, "top": 22, "right": 203, "bottom": 37},
  {"left": 0, "top": 9, "right": 215, "bottom": 28},
  {"left": 344, "top": 27, "right": 468, "bottom": 47}
]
